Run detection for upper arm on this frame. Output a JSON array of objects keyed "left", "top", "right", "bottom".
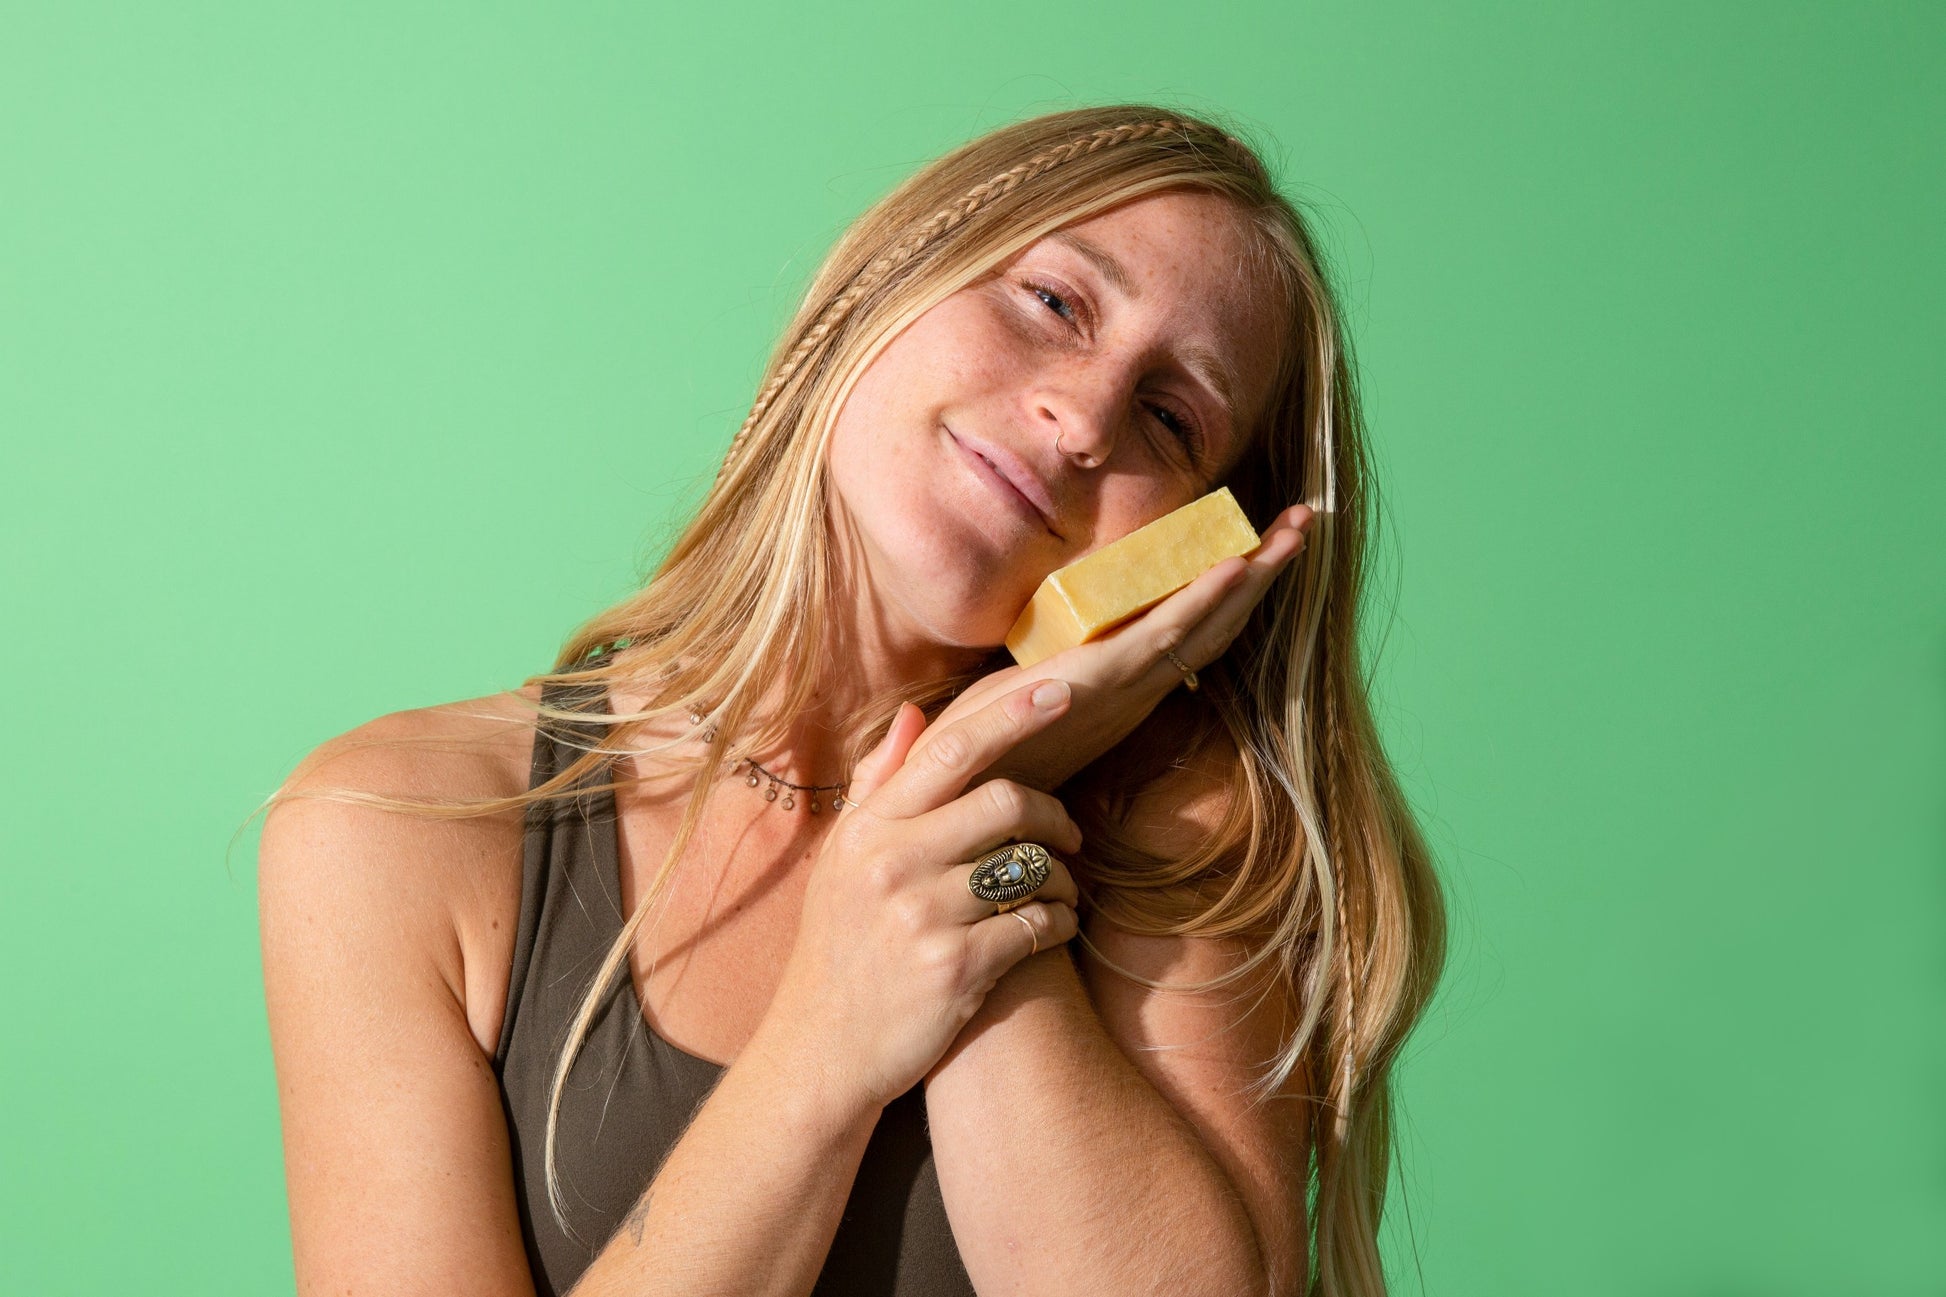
[
  {"left": 1074, "top": 742, "right": 1314, "bottom": 1297},
  {"left": 258, "top": 715, "right": 538, "bottom": 1297}
]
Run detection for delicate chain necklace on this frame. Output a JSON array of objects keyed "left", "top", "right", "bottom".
[
  {"left": 687, "top": 704, "right": 851, "bottom": 814},
  {"left": 588, "top": 639, "right": 853, "bottom": 814}
]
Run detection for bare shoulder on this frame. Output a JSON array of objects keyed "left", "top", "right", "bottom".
[
  {"left": 256, "top": 681, "right": 552, "bottom": 1294},
  {"left": 258, "top": 682, "right": 546, "bottom": 1050},
  {"left": 273, "top": 682, "right": 544, "bottom": 809}
]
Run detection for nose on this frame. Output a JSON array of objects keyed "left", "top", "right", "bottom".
[{"left": 1030, "top": 368, "right": 1125, "bottom": 469}]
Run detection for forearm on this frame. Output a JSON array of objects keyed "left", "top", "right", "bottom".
[
  {"left": 569, "top": 1020, "right": 884, "bottom": 1297},
  {"left": 923, "top": 948, "right": 1267, "bottom": 1297}
]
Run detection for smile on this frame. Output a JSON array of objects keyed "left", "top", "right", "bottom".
[{"left": 947, "top": 428, "right": 1055, "bottom": 536}]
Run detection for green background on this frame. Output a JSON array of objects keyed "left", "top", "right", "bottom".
[{"left": 3, "top": 3, "right": 1940, "bottom": 1293}]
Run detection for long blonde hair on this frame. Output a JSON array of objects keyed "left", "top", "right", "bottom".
[{"left": 260, "top": 102, "right": 1446, "bottom": 1296}]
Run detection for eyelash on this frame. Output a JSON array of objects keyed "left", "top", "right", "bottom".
[{"left": 1020, "top": 278, "right": 1204, "bottom": 459}]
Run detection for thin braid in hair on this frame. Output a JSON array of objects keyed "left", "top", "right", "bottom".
[
  {"left": 1321, "top": 672, "right": 1361, "bottom": 1148},
  {"left": 1333, "top": 844, "right": 1359, "bottom": 1145},
  {"left": 710, "top": 117, "right": 1223, "bottom": 490}
]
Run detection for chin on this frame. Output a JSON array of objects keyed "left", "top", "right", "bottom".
[
  {"left": 836, "top": 471, "right": 1046, "bottom": 645},
  {"left": 907, "top": 578, "right": 1030, "bottom": 651},
  {"left": 878, "top": 549, "right": 1034, "bottom": 652}
]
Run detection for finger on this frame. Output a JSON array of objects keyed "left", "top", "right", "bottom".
[
  {"left": 1205, "top": 506, "right": 1313, "bottom": 599},
  {"left": 1026, "top": 506, "right": 1317, "bottom": 683},
  {"left": 1098, "top": 503, "right": 1315, "bottom": 671},
  {"left": 1171, "top": 507, "right": 1316, "bottom": 655},
  {"left": 842, "top": 702, "right": 928, "bottom": 811},
  {"left": 1084, "top": 548, "right": 1256, "bottom": 664},
  {"left": 968, "top": 900, "right": 1079, "bottom": 973},
  {"left": 917, "top": 779, "right": 1085, "bottom": 873},
  {"left": 868, "top": 679, "right": 1072, "bottom": 821},
  {"left": 1248, "top": 504, "right": 1315, "bottom": 562},
  {"left": 940, "top": 846, "right": 1080, "bottom": 920}
]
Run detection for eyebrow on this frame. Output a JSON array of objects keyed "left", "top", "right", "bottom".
[
  {"left": 1046, "top": 229, "right": 1141, "bottom": 302},
  {"left": 1043, "top": 229, "right": 1243, "bottom": 432}
]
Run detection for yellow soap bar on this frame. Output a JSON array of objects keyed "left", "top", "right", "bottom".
[{"left": 1005, "top": 487, "right": 1260, "bottom": 668}]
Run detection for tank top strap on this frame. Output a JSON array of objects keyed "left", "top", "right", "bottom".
[
  {"left": 494, "top": 652, "right": 631, "bottom": 1072},
  {"left": 533, "top": 648, "right": 624, "bottom": 787}
]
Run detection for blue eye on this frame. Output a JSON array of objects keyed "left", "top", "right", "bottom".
[
  {"left": 1021, "top": 278, "right": 1205, "bottom": 463},
  {"left": 1027, "top": 281, "right": 1078, "bottom": 322},
  {"left": 1148, "top": 403, "right": 1195, "bottom": 441}
]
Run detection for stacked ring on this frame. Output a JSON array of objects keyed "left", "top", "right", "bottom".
[{"left": 1005, "top": 910, "right": 1040, "bottom": 955}]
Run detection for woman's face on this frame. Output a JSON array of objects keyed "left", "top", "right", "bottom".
[{"left": 824, "top": 189, "right": 1287, "bottom": 652}]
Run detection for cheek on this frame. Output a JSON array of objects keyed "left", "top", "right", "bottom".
[
  {"left": 1083, "top": 481, "right": 1204, "bottom": 555},
  {"left": 825, "top": 416, "right": 926, "bottom": 530}
]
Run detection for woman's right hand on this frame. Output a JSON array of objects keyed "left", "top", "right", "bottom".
[{"left": 757, "top": 678, "right": 1086, "bottom": 1114}]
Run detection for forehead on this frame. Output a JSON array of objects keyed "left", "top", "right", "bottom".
[
  {"left": 1018, "top": 192, "right": 1286, "bottom": 435},
  {"left": 1043, "top": 191, "right": 1260, "bottom": 295}
]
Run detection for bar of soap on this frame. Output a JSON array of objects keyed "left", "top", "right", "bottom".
[{"left": 1005, "top": 487, "right": 1260, "bottom": 668}]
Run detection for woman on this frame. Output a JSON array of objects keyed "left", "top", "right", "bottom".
[{"left": 257, "top": 104, "right": 1446, "bottom": 1297}]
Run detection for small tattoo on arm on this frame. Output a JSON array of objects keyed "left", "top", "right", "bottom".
[{"left": 623, "top": 1192, "right": 652, "bottom": 1246}]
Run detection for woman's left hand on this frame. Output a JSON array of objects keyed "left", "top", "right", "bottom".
[{"left": 911, "top": 502, "right": 1316, "bottom": 798}]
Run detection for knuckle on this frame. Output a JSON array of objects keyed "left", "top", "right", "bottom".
[
  {"left": 984, "top": 779, "right": 1031, "bottom": 821},
  {"left": 1034, "top": 791, "right": 1076, "bottom": 836},
  {"left": 887, "top": 891, "right": 931, "bottom": 935},
  {"left": 914, "top": 933, "right": 964, "bottom": 980},
  {"left": 861, "top": 852, "right": 903, "bottom": 896},
  {"left": 1151, "top": 621, "right": 1190, "bottom": 658},
  {"left": 926, "top": 729, "right": 973, "bottom": 771}
]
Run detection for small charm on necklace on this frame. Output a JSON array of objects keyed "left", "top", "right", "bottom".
[
  {"left": 782, "top": 792, "right": 795, "bottom": 810},
  {"left": 764, "top": 785, "right": 778, "bottom": 802}
]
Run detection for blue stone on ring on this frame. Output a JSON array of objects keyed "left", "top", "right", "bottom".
[{"left": 968, "top": 842, "right": 1052, "bottom": 906}]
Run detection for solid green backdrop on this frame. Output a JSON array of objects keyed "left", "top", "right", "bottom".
[{"left": 1, "top": 3, "right": 1940, "bottom": 1293}]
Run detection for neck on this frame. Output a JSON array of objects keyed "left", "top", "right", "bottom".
[
  {"left": 716, "top": 613, "right": 994, "bottom": 791},
  {"left": 618, "top": 508, "right": 1006, "bottom": 796},
  {"left": 703, "top": 493, "right": 998, "bottom": 788}
]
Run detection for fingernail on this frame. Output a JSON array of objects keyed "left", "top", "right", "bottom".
[{"left": 1032, "top": 679, "right": 1071, "bottom": 710}]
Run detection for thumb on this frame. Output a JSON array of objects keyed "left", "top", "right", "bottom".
[{"left": 845, "top": 702, "right": 926, "bottom": 811}]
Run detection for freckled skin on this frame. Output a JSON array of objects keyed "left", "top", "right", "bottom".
[{"left": 823, "top": 190, "right": 1285, "bottom": 653}]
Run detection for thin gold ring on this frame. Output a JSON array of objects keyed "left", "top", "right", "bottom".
[
  {"left": 1005, "top": 909, "right": 1039, "bottom": 955},
  {"left": 1163, "top": 649, "right": 1200, "bottom": 692}
]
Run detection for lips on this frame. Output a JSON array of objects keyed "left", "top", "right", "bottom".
[{"left": 948, "top": 428, "right": 1059, "bottom": 536}]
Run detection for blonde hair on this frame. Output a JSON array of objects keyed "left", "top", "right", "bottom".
[{"left": 260, "top": 103, "right": 1446, "bottom": 1297}]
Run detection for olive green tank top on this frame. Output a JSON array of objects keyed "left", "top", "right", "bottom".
[{"left": 492, "top": 666, "right": 976, "bottom": 1296}]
